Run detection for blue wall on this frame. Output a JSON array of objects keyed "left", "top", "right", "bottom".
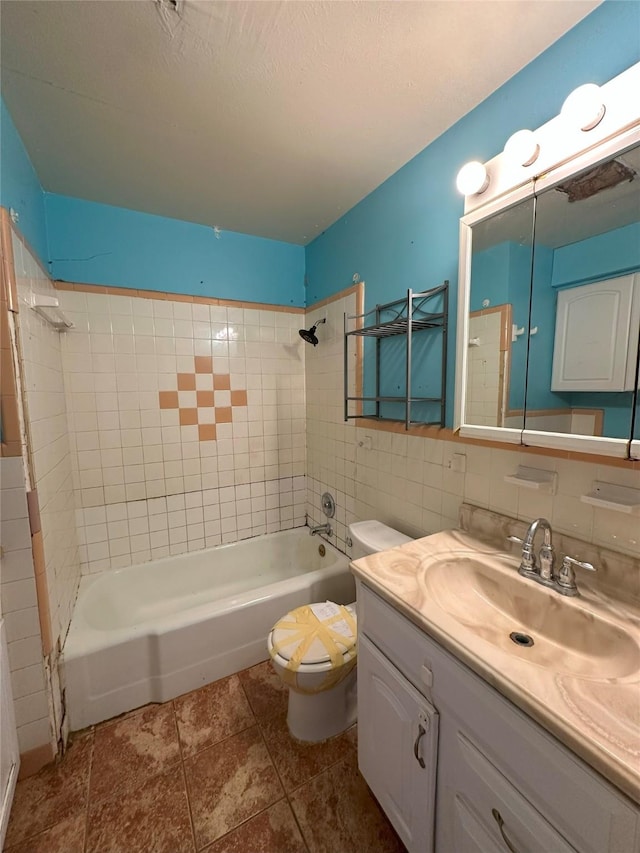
[
  {"left": 305, "top": 1, "right": 640, "bottom": 425},
  {"left": 551, "top": 222, "right": 640, "bottom": 287},
  {"left": 45, "top": 194, "right": 306, "bottom": 307},
  {"left": 0, "top": 99, "right": 48, "bottom": 263},
  {"left": 1, "top": 96, "right": 305, "bottom": 306}
]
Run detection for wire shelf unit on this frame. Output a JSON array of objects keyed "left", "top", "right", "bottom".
[{"left": 344, "top": 282, "right": 448, "bottom": 430}]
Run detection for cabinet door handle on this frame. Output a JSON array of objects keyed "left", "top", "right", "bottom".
[
  {"left": 491, "top": 808, "right": 520, "bottom": 853},
  {"left": 413, "top": 723, "right": 426, "bottom": 768}
]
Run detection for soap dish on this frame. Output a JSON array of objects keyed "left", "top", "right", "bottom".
[
  {"left": 504, "top": 465, "right": 557, "bottom": 494},
  {"left": 580, "top": 481, "right": 640, "bottom": 515}
]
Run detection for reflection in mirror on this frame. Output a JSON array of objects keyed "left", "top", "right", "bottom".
[
  {"left": 526, "top": 142, "right": 640, "bottom": 439},
  {"left": 465, "top": 197, "right": 535, "bottom": 429}
]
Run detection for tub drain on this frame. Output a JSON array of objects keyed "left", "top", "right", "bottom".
[{"left": 510, "top": 631, "right": 534, "bottom": 647}]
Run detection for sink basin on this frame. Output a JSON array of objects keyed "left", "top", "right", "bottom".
[{"left": 420, "top": 554, "right": 640, "bottom": 679}]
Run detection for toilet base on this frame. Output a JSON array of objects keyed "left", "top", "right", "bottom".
[{"left": 286, "top": 670, "right": 357, "bottom": 742}]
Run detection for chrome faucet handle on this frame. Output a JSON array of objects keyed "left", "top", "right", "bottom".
[
  {"left": 506, "top": 535, "right": 523, "bottom": 545},
  {"left": 556, "top": 555, "right": 596, "bottom": 596}
]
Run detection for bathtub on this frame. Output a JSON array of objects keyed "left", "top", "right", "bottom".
[{"left": 62, "top": 528, "right": 354, "bottom": 730}]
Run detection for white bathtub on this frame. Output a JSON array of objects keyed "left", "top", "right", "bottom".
[{"left": 62, "top": 528, "right": 354, "bottom": 730}]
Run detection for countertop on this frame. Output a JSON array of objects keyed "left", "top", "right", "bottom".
[{"left": 350, "top": 528, "right": 640, "bottom": 806}]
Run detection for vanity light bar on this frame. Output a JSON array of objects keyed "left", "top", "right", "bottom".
[
  {"left": 560, "top": 83, "right": 606, "bottom": 132},
  {"left": 455, "top": 161, "right": 489, "bottom": 196},
  {"left": 503, "top": 129, "right": 540, "bottom": 168},
  {"left": 455, "top": 61, "right": 640, "bottom": 208}
]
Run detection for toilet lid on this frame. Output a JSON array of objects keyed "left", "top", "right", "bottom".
[{"left": 270, "top": 601, "right": 357, "bottom": 667}]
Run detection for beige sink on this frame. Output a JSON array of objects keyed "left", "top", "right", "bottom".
[{"left": 420, "top": 554, "right": 640, "bottom": 679}]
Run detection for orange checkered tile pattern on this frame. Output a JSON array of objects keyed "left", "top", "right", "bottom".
[{"left": 159, "top": 356, "right": 248, "bottom": 441}]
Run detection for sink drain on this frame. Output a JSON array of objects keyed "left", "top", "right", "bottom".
[{"left": 510, "top": 631, "right": 534, "bottom": 647}]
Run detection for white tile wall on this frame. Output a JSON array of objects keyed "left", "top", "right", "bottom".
[
  {"left": 74, "top": 476, "right": 307, "bottom": 572},
  {"left": 305, "top": 289, "right": 640, "bottom": 561},
  {"left": 13, "top": 233, "right": 81, "bottom": 648},
  {"left": 466, "top": 312, "right": 503, "bottom": 425},
  {"left": 57, "top": 290, "right": 307, "bottom": 572},
  {"left": 0, "top": 457, "right": 53, "bottom": 753},
  {"left": 305, "top": 292, "right": 358, "bottom": 552}
]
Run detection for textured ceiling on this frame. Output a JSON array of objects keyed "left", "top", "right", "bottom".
[{"left": 1, "top": 0, "right": 600, "bottom": 244}]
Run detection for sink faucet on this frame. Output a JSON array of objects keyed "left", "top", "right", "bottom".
[
  {"left": 508, "top": 517, "right": 555, "bottom": 586},
  {"left": 508, "top": 519, "right": 597, "bottom": 596},
  {"left": 309, "top": 522, "right": 333, "bottom": 537}
]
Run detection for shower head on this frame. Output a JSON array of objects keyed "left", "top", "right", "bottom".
[{"left": 299, "top": 318, "right": 326, "bottom": 346}]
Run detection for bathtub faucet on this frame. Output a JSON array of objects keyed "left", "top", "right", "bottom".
[{"left": 309, "top": 522, "right": 333, "bottom": 537}]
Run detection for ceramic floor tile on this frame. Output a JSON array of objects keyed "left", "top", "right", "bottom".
[
  {"left": 4, "top": 735, "right": 93, "bottom": 847},
  {"left": 289, "top": 752, "right": 406, "bottom": 853},
  {"left": 89, "top": 702, "right": 181, "bottom": 804},
  {"left": 203, "top": 799, "right": 307, "bottom": 853},
  {"left": 260, "top": 711, "right": 357, "bottom": 792},
  {"left": 238, "top": 660, "right": 289, "bottom": 721},
  {"left": 4, "top": 812, "right": 86, "bottom": 853},
  {"left": 175, "top": 674, "right": 256, "bottom": 758},
  {"left": 185, "top": 725, "right": 284, "bottom": 849},
  {"left": 86, "top": 765, "right": 194, "bottom": 853}
]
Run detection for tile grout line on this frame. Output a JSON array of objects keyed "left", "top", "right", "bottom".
[
  {"left": 238, "top": 673, "right": 313, "bottom": 853},
  {"left": 171, "top": 700, "right": 199, "bottom": 853},
  {"left": 236, "top": 669, "right": 313, "bottom": 853},
  {"left": 198, "top": 797, "right": 293, "bottom": 853},
  {"left": 179, "top": 673, "right": 275, "bottom": 851}
]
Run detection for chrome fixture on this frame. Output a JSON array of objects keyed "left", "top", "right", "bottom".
[
  {"left": 508, "top": 518, "right": 597, "bottom": 596},
  {"left": 556, "top": 555, "right": 597, "bottom": 597},
  {"left": 299, "top": 318, "right": 326, "bottom": 346},
  {"left": 508, "top": 517, "right": 555, "bottom": 585},
  {"left": 309, "top": 522, "right": 333, "bottom": 537},
  {"left": 321, "top": 492, "right": 336, "bottom": 518}
]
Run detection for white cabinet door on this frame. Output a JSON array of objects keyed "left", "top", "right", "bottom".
[
  {"left": 551, "top": 273, "right": 640, "bottom": 392},
  {"left": 1, "top": 620, "right": 20, "bottom": 849},
  {"left": 358, "top": 635, "right": 438, "bottom": 853},
  {"left": 437, "top": 713, "right": 578, "bottom": 853}
]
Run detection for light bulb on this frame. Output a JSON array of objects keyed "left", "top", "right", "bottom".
[
  {"left": 561, "top": 83, "right": 606, "bottom": 131},
  {"left": 456, "top": 161, "right": 489, "bottom": 196},
  {"left": 503, "top": 129, "right": 540, "bottom": 167}
]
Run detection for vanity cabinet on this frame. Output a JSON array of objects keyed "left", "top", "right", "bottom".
[
  {"left": 358, "top": 634, "right": 438, "bottom": 852},
  {"left": 356, "top": 581, "right": 640, "bottom": 853}
]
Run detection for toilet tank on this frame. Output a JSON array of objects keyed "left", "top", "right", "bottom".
[{"left": 349, "top": 520, "right": 412, "bottom": 560}]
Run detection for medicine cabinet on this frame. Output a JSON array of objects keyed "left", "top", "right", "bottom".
[{"left": 455, "top": 121, "right": 640, "bottom": 459}]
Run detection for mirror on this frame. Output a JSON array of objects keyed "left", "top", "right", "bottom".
[
  {"left": 525, "top": 142, "right": 640, "bottom": 440},
  {"left": 465, "top": 196, "right": 535, "bottom": 431},
  {"left": 458, "top": 134, "right": 640, "bottom": 457}
]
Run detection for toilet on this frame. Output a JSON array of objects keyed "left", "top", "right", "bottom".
[{"left": 268, "top": 520, "right": 412, "bottom": 742}]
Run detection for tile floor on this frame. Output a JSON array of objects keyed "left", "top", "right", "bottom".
[{"left": 4, "top": 661, "right": 406, "bottom": 853}]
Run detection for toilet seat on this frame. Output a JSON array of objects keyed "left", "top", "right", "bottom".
[{"left": 268, "top": 601, "right": 357, "bottom": 693}]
